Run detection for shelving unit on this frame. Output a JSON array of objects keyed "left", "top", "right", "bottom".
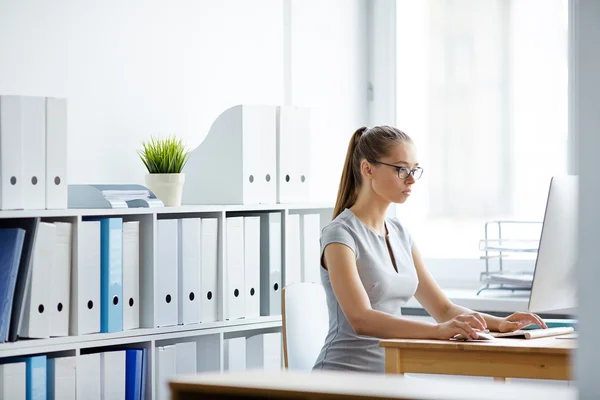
[{"left": 0, "top": 202, "right": 333, "bottom": 400}]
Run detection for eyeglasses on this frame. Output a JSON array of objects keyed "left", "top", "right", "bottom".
[{"left": 368, "top": 160, "right": 424, "bottom": 180}]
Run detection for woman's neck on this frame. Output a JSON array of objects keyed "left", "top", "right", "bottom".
[{"left": 349, "top": 191, "right": 391, "bottom": 236}]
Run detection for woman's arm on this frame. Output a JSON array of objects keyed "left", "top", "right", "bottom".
[{"left": 412, "top": 246, "right": 547, "bottom": 332}]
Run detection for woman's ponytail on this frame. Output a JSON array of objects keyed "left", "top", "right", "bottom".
[{"left": 332, "top": 127, "right": 368, "bottom": 219}]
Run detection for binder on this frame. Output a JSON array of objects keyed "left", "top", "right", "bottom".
[
  {"left": 178, "top": 218, "right": 201, "bottom": 325},
  {"left": 122, "top": 221, "right": 140, "bottom": 331},
  {"left": 200, "top": 218, "right": 218, "bottom": 322},
  {"left": 276, "top": 106, "right": 311, "bottom": 203},
  {"left": 101, "top": 351, "right": 126, "bottom": 400},
  {"left": 47, "top": 356, "right": 76, "bottom": 400},
  {"left": 285, "top": 213, "right": 302, "bottom": 286},
  {"left": 0, "top": 95, "right": 23, "bottom": 210},
  {"left": 244, "top": 216, "right": 260, "bottom": 318},
  {"left": 24, "top": 355, "right": 46, "bottom": 400},
  {"left": 0, "top": 361, "right": 26, "bottom": 399},
  {"left": 49, "top": 222, "right": 72, "bottom": 337},
  {"left": 301, "top": 213, "right": 321, "bottom": 283},
  {"left": 242, "top": 105, "right": 278, "bottom": 204},
  {"left": 224, "top": 337, "right": 246, "bottom": 372},
  {"left": 45, "top": 98, "right": 68, "bottom": 210},
  {"left": 182, "top": 105, "right": 277, "bottom": 205},
  {"left": 125, "top": 349, "right": 143, "bottom": 400},
  {"left": 0, "top": 228, "right": 26, "bottom": 343},
  {"left": 70, "top": 220, "right": 101, "bottom": 335},
  {"left": 77, "top": 353, "right": 101, "bottom": 400},
  {"left": 1, "top": 218, "right": 39, "bottom": 342},
  {"left": 260, "top": 213, "right": 282, "bottom": 316},
  {"left": 156, "top": 346, "right": 176, "bottom": 400},
  {"left": 246, "top": 332, "right": 282, "bottom": 370},
  {"left": 21, "top": 96, "right": 46, "bottom": 210},
  {"left": 92, "top": 218, "right": 123, "bottom": 333},
  {"left": 20, "top": 222, "right": 55, "bottom": 339},
  {"left": 156, "top": 219, "right": 178, "bottom": 327},
  {"left": 175, "top": 342, "right": 197, "bottom": 374},
  {"left": 225, "top": 217, "right": 245, "bottom": 320}
]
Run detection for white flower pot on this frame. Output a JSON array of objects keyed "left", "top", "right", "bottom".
[{"left": 145, "top": 173, "right": 185, "bottom": 207}]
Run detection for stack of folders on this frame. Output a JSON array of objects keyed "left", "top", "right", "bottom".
[
  {"left": 155, "top": 217, "right": 220, "bottom": 328},
  {"left": 75, "top": 217, "right": 141, "bottom": 335},
  {"left": 0, "top": 348, "right": 147, "bottom": 399},
  {"left": 0, "top": 216, "right": 142, "bottom": 343},
  {"left": 155, "top": 342, "right": 197, "bottom": 400},
  {"left": 221, "top": 333, "right": 283, "bottom": 373},
  {"left": 0, "top": 95, "right": 68, "bottom": 211},
  {"left": 221, "top": 212, "right": 322, "bottom": 321}
]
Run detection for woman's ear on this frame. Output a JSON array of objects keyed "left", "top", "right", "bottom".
[{"left": 360, "top": 159, "right": 374, "bottom": 180}]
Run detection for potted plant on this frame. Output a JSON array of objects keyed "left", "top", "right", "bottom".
[{"left": 138, "top": 134, "right": 191, "bottom": 207}]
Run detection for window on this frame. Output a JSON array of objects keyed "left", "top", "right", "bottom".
[{"left": 395, "top": 0, "right": 568, "bottom": 259}]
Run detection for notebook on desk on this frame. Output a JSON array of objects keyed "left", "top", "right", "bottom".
[{"left": 490, "top": 326, "right": 574, "bottom": 339}]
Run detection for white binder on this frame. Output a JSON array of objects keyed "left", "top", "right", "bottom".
[
  {"left": 156, "top": 219, "right": 178, "bottom": 327},
  {"left": 122, "top": 221, "right": 140, "bottom": 331},
  {"left": 0, "top": 96, "right": 23, "bottom": 210},
  {"left": 77, "top": 353, "right": 101, "bottom": 400},
  {"left": 178, "top": 218, "right": 201, "bottom": 325},
  {"left": 20, "top": 221, "right": 55, "bottom": 338},
  {"left": 156, "top": 346, "right": 176, "bottom": 400},
  {"left": 260, "top": 213, "right": 282, "bottom": 316},
  {"left": 47, "top": 356, "right": 76, "bottom": 400},
  {"left": 224, "top": 337, "right": 246, "bottom": 372},
  {"left": 49, "top": 222, "right": 72, "bottom": 337},
  {"left": 0, "top": 362, "right": 26, "bottom": 400},
  {"left": 101, "top": 351, "right": 126, "bottom": 400},
  {"left": 45, "top": 97, "right": 68, "bottom": 209},
  {"left": 276, "top": 106, "right": 311, "bottom": 203},
  {"left": 246, "top": 332, "right": 282, "bottom": 370},
  {"left": 244, "top": 216, "right": 260, "bottom": 318},
  {"left": 285, "top": 213, "right": 302, "bottom": 286},
  {"left": 175, "top": 341, "right": 197, "bottom": 374},
  {"left": 200, "top": 218, "right": 218, "bottom": 322},
  {"left": 225, "top": 217, "right": 245, "bottom": 320},
  {"left": 182, "top": 105, "right": 277, "bottom": 205},
  {"left": 70, "top": 220, "right": 101, "bottom": 335},
  {"left": 301, "top": 213, "right": 322, "bottom": 283},
  {"left": 20, "top": 96, "right": 46, "bottom": 210}
]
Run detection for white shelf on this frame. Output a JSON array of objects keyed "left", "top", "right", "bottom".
[
  {"left": 0, "top": 202, "right": 329, "bottom": 399},
  {"left": 0, "top": 203, "right": 333, "bottom": 219},
  {"left": 0, "top": 316, "right": 282, "bottom": 358}
]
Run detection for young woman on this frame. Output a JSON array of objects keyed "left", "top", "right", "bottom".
[{"left": 312, "top": 126, "right": 547, "bottom": 373}]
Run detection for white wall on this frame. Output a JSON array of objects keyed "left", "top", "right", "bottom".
[
  {"left": 290, "top": 0, "right": 369, "bottom": 202},
  {"left": 0, "top": 0, "right": 368, "bottom": 201}
]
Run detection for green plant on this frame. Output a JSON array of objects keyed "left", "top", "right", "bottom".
[{"left": 138, "top": 134, "right": 191, "bottom": 174}]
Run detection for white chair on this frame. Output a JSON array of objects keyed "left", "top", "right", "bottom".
[{"left": 281, "top": 282, "right": 329, "bottom": 370}]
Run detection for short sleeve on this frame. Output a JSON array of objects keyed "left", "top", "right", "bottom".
[{"left": 320, "top": 222, "right": 358, "bottom": 259}]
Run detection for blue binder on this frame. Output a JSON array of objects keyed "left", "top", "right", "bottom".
[
  {"left": 87, "top": 217, "right": 123, "bottom": 333},
  {"left": 0, "top": 228, "right": 26, "bottom": 343},
  {"left": 25, "top": 355, "right": 46, "bottom": 400},
  {"left": 125, "top": 349, "right": 143, "bottom": 400},
  {"left": 0, "top": 218, "right": 39, "bottom": 342}
]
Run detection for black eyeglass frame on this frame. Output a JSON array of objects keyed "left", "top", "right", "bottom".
[{"left": 367, "top": 159, "right": 424, "bottom": 180}]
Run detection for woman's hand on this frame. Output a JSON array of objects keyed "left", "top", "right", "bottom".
[
  {"left": 498, "top": 312, "right": 548, "bottom": 333},
  {"left": 434, "top": 313, "right": 487, "bottom": 340}
]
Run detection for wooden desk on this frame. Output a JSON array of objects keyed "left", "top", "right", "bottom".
[
  {"left": 380, "top": 337, "right": 576, "bottom": 380},
  {"left": 169, "top": 370, "right": 576, "bottom": 400}
]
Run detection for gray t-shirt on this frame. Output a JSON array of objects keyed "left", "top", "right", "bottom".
[{"left": 312, "top": 208, "right": 419, "bottom": 373}]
